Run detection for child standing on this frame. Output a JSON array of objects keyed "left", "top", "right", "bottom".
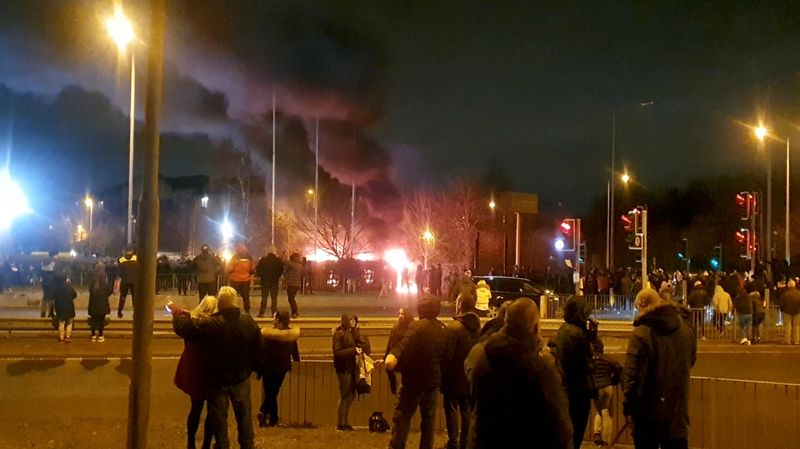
[
  {"left": 592, "top": 338, "right": 622, "bottom": 447},
  {"left": 88, "top": 265, "right": 113, "bottom": 342}
]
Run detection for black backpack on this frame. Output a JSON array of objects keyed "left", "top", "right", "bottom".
[{"left": 369, "top": 412, "right": 390, "bottom": 432}]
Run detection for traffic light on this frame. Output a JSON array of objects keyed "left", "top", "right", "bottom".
[
  {"left": 677, "top": 238, "right": 688, "bottom": 261},
  {"left": 710, "top": 245, "right": 722, "bottom": 270},
  {"left": 621, "top": 208, "right": 641, "bottom": 249},
  {"left": 555, "top": 218, "right": 576, "bottom": 251},
  {"left": 736, "top": 229, "right": 751, "bottom": 259},
  {"left": 736, "top": 192, "right": 751, "bottom": 220}
]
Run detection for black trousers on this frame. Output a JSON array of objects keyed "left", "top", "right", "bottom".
[
  {"left": 286, "top": 286, "right": 299, "bottom": 315},
  {"left": 119, "top": 283, "right": 134, "bottom": 314},
  {"left": 260, "top": 282, "right": 279, "bottom": 316},
  {"left": 230, "top": 281, "right": 251, "bottom": 313},
  {"left": 389, "top": 385, "right": 438, "bottom": 449},
  {"left": 443, "top": 394, "right": 472, "bottom": 449},
  {"left": 207, "top": 378, "right": 254, "bottom": 449},
  {"left": 259, "top": 371, "right": 287, "bottom": 424},
  {"left": 187, "top": 398, "right": 214, "bottom": 449},
  {"left": 89, "top": 315, "right": 106, "bottom": 336},
  {"left": 197, "top": 282, "right": 216, "bottom": 301},
  {"left": 568, "top": 392, "right": 592, "bottom": 449}
]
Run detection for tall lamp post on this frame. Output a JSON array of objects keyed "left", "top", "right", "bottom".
[
  {"left": 489, "top": 200, "right": 507, "bottom": 275},
  {"left": 105, "top": 7, "right": 136, "bottom": 246},
  {"left": 84, "top": 195, "right": 94, "bottom": 252},
  {"left": 755, "top": 126, "right": 772, "bottom": 275},
  {"left": 422, "top": 229, "right": 435, "bottom": 270}
]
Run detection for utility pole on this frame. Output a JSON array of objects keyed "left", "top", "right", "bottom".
[
  {"left": 514, "top": 212, "right": 522, "bottom": 268},
  {"left": 641, "top": 208, "right": 648, "bottom": 289},
  {"left": 271, "top": 88, "right": 276, "bottom": 246},
  {"left": 575, "top": 218, "right": 582, "bottom": 294},
  {"left": 127, "top": 0, "right": 164, "bottom": 447}
]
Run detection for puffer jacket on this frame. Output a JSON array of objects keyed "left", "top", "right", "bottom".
[
  {"left": 228, "top": 254, "right": 254, "bottom": 282},
  {"left": 441, "top": 312, "right": 481, "bottom": 397},
  {"left": 592, "top": 353, "right": 622, "bottom": 390},
  {"left": 332, "top": 316, "right": 371, "bottom": 374},
  {"left": 623, "top": 303, "right": 696, "bottom": 439},
  {"left": 475, "top": 282, "right": 491, "bottom": 311}
]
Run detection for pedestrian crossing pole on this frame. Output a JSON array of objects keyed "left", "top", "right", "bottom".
[{"left": 641, "top": 208, "right": 648, "bottom": 289}]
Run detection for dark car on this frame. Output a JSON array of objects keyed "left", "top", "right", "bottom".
[{"left": 472, "top": 276, "right": 557, "bottom": 317}]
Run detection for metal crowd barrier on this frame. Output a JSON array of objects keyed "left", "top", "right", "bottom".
[{"left": 270, "top": 361, "right": 799, "bottom": 448}]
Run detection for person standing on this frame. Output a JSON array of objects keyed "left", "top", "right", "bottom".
[
  {"left": 734, "top": 288, "right": 753, "bottom": 345},
  {"left": 751, "top": 291, "right": 766, "bottom": 344},
  {"left": 465, "top": 297, "right": 572, "bottom": 449},
  {"left": 687, "top": 281, "right": 708, "bottom": 339},
  {"left": 430, "top": 264, "right": 443, "bottom": 297},
  {"left": 332, "top": 314, "right": 371, "bottom": 431},
  {"left": 779, "top": 280, "right": 800, "bottom": 344},
  {"left": 442, "top": 296, "right": 481, "bottom": 449},
  {"left": 51, "top": 272, "right": 77, "bottom": 343},
  {"left": 171, "top": 296, "right": 219, "bottom": 449},
  {"left": 257, "top": 311, "right": 300, "bottom": 428},
  {"left": 385, "top": 308, "right": 415, "bottom": 395},
  {"left": 384, "top": 297, "right": 451, "bottom": 449},
  {"left": 591, "top": 338, "right": 622, "bottom": 447},
  {"left": 170, "top": 287, "right": 261, "bottom": 449},
  {"left": 39, "top": 255, "right": 56, "bottom": 318},
  {"left": 475, "top": 280, "right": 491, "bottom": 317},
  {"left": 284, "top": 253, "right": 302, "bottom": 318},
  {"left": 415, "top": 264, "right": 425, "bottom": 297},
  {"left": 88, "top": 265, "right": 113, "bottom": 342},
  {"left": 255, "top": 249, "right": 284, "bottom": 318},
  {"left": 553, "top": 295, "right": 596, "bottom": 449},
  {"left": 193, "top": 245, "right": 220, "bottom": 301},
  {"left": 623, "top": 288, "right": 696, "bottom": 449},
  {"left": 227, "top": 244, "right": 255, "bottom": 314},
  {"left": 711, "top": 284, "right": 733, "bottom": 335},
  {"left": 117, "top": 249, "right": 137, "bottom": 318}
]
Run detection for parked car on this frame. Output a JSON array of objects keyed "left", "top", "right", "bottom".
[{"left": 471, "top": 276, "right": 558, "bottom": 317}]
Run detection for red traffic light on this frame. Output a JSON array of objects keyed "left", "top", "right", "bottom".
[
  {"left": 560, "top": 221, "right": 572, "bottom": 233},
  {"left": 620, "top": 214, "right": 634, "bottom": 232}
]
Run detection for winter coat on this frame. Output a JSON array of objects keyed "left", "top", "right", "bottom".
[
  {"left": 173, "top": 314, "right": 213, "bottom": 400},
  {"left": 389, "top": 316, "right": 450, "bottom": 390},
  {"left": 52, "top": 281, "right": 77, "bottom": 321},
  {"left": 88, "top": 282, "right": 113, "bottom": 317},
  {"left": 479, "top": 316, "right": 504, "bottom": 342},
  {"left": 592, "top": 353, "right": 622, "bottom": 390},
  {"left": 385, "top": 317, "right": 414, "bottom": 358},
  {"left": 465, "top": 329, "right": 573, "bottom": 449},
  {"left": 284, "top": 260, "right": 303, "bottom": 288},
  {"left": 552, "top": 296, "right": 595, "bottom": 396},
  {"left": 192, "top": 253, "right": 219, "bottom": 284},
  {"left": 173, "top": 307, "right": 263, "bottom": 388},
  {"left": 752, "top": 293, "right": 765, "bottom": 317},
  {"left": 687, "top": 286, "right": 709, "bottom": 309},
  {"left": 441, "top": 312, "right": 481, "bottom": 397},
  {"left": 332, "top": 324, "right": 371, "bottom": 374},
  {"left": 256, "top": 254, "right": 284, "bottom": 285},
  {"left": 228, "top": 254, "right": 254, "bottom": 283},
  {"left": 734, "top": 290, "right": 753, "bottom": 315},
  {"left": 623, "top": 303, "right": 697, "bottom": 439},
  {"left": 475, "top": 282, "right": 491, "bottom": 311},
  {"left": 449, "top": 274, "right": 477, "bottom": 303},
  {"left": 118, "top": 255, "right": 137, "bottom": 285},
  {"left": 260, "top": 333, "right": 300, "bottom": 377},
  {"left": 711, "top": 285, "right": 733, "bottom": 314},
  {"left": 780, "top": 287, "right": 800, "bottom": 315}
]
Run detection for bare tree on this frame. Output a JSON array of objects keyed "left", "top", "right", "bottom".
[
  {"left": 294, "top": 195, "right": 372, "bottom": 260},
  {"left": 400, "top": 189, "right": 440, "bottom": 267},
  {"left": 438, "top": 178, "right": 488, "bottom": 268}
]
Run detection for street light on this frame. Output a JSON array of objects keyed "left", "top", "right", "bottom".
[
  {"left": 421, "top": 229, "right": 434, "bottom": 269},
  {"left": 620, "top": 172, "right": 631, "bottom": 184},
  {"left": 754, "top": 124, "right": 772, "bottom": 270},
  {"left": 84, "top": 195, "right": 94, "bottom": 232},
  {"left": 489, "top": 200, "right": 496, "bottom": 210},
  {"left": 753, "top": 124, "right": 791, "bottom": 266},
  {"left": 106, "top": 6, "right": 137, "bottom": 246}
]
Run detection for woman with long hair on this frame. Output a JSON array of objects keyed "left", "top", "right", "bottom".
[
  {"left": 88, "top": 264, "right": 113, "bottom": 342},
  {"left": 257, "top": 310, "right": 300, "bottom": 428},
  {"left": 332, "top": 314, "right": 371, "bottom": 431},
  {"left": 172, "top": 296, "right": 218, "bottom": 449}
]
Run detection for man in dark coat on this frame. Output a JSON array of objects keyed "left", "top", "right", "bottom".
[
  {"left": 552, "top": 295, "right": 595, "bottom": 449},
  {"left": 172, "top": 286, "right": 263, "bottom": 449},
  {"left": 255, "top": 249, "right": 284, "bottom": 317},
  {"left": 385, "top": 297, "right": 452, "bottom": 449},
  {"left": 193, "top": 245, "right": 219, "bottom": 301},
  {"left": 117, "top": 249, "right": 137, "bottom": 318},
  {"left": 624, "top": 288, "right": 697, "bottom": 449},
  {"left": 442, "top": 295, "right": 481, "bottom": 449},
  {"left": 779, "top": 280, "right": 800, "bottom": 344},
  {"left": 465, "top": 297, "right": 572, "bottom": 449}
]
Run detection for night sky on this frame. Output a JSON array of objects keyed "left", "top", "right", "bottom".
[{"left": 1, "top": 0, "right": 799, "bottom": 221}]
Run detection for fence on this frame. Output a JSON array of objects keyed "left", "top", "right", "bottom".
[{"left": 269, "top": 361, "right": 799, "bottom": 448}]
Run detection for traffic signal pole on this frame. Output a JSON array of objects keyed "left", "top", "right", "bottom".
[
  {"left": 641, "top": 209, "right": 648, "bottom": 289},
  {"left": 575, "top": 219, "right": 582, "bottom": 294}
]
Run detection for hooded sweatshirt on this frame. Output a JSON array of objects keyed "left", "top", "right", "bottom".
[
  {"left": 711, "top": 285, "right": 733, "bottom": 314},
  {"left": 389, "top": 297, "right": 450, "bottom": 389},
  {"left": 475, "top": 281, "right": 491, "bottom": 311},
  {"left": 442, "top": 311, "right": 482, "bottom": 397},
  {"left": 552, "top": 296, "right": 595, "bottom": 396},
  {"left": 623, "top": 303, "right": 697, "bottom": 439}
]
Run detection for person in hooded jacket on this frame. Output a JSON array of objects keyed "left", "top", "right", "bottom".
[
  {"left": 117, "top": 249, "right": 137, "bottom": 318},
  {"left": 193, "top": 245, "right": 220, "bottom": 301},
  {"left": 779, "top": 280, "right": 800, "bottom": 344},
  {"left": 591, "top": 338, "right": 622, "bottom": 447},
  {"left": 552, "top": 295, "right": 595, "bottom": 449},
  {"left": 88, "top": 265, "right": 114, "bottom": 342},
  {"left": 227, "top": 244, "right": 255, "bottom": 314},
  {"left": 385, "top": 297, "right": 452, "bottom": 449},
  {"left": 465, "top": 297, "right": 572, "bottom": 449},
  {"left": 711, "top": 285, "right": 733, "bottom": 335},
  {"left": 385, "top": 308, "right": 415, "bottom": 395},
  {"left": 623, "top": 288, "right": 696, "bottom": 449},
  {"left": 257, "top": 311, "right": 300, "bottom": 428},
  {"left": 255, "top": 249, "right": 284, "bottom": 318},
  {"left": 52, "top": 272, "right": 77, "bottom": 343},
  {"left": 474, "top": 280, "right": 491, "bottom": 317},
  {"left": 442, "top": 295, "right": 481, "bottom": 449},
  {"left": 332, "top": 314, "right": 371, "bottom": 431},
  {"left": 479, "top": 300, "right": 513, "bottom": 342},
  {"left": 686, "top": 281, "right": 708, "bottom": 339}
]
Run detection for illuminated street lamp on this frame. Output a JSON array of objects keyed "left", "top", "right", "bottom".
[
  {"left": 421, "top": 229, "right": 435, "bottom": 269},
  {"left": 754, "top": 124, "right": 773, "bottom": 270},
  {"left": 0, "top": 170, "right": 31, "bottom": 231},
  {"left": 84, "top": 195, "right": 94, "bottom": 232},
  {"left": 105, "top": 5, "right": 137, "bottom": 245},
  {"left": 220, "top": 218, "right": 234, "bottom": 242},
  {"left": 489, "top": 200, "right": 496, "bottom": 210},
  {"left": 620, "top": 172, "right": 631, "bottom": 184}
]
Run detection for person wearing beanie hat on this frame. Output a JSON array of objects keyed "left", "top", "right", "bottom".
[
  {"left": 624, "top": 288, "right": 696, "bottom": 448},
  {"left": 385, "top": 296, "right": 451, "bottom": 449}
]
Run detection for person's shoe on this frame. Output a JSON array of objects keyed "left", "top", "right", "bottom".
[
  {"left": 343, "top": 425, "right": 353, "bottom": 431},
  {"left": 58, "top": 338, "right": 65, "bottom": 344},
  {"left": 739, "top": 337, "right": 748, "bottom": 345},
  {"left": 40, "top": 312, "right": 46, "bottom": 318},
  {"left": 90, "top": 336, "right": 97, "bottom": 342},
  {"left": 593, "top": 432, "right": 603, "bottom": 446},
  {"left": 64, "top": 337, "right": 71, "bottom": 343},
  {"left": 117, "top": 311, "right": 123, "bottom": 319},
  {"left": 336, "top": 425, "right": 345, "bottom": 432},
  {"left": 291, "top": 313, "right": 299, "bottom": 319},
  {"left": 257, "top": 412, "right": 267, "bottom": 428},
  {"left": 97, "top": 336, "right": 105, "bottom": 342}
]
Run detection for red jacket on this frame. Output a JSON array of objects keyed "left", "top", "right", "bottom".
[{"left": 228, "top": 255, "right": 254, "bottom": 282}]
